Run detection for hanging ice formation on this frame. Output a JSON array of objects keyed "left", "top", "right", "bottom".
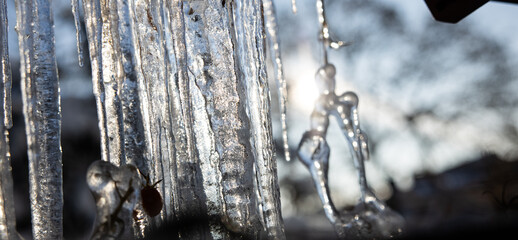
[
  {"left": 79, "top": 0, "right": 285, "bottom": 238},
  {"left": 15, "top": 0, "right": 64, "bottom": 239},
  {"left": 264, "top": 0, "right": 290, "bottom": 162},
  {"left": 296, "top": 1, "right": 404, "bottom": 239},
  {"left": 0, "top": 0, "right": 20, "bottom": 239}
]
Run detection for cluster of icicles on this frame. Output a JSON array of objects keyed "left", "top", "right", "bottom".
[{"left": 0, "top": 0, "right": 404, "bottom": 239}]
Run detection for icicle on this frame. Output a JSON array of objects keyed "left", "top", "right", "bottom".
[
  {"left": 291, "top": 0, "right": 297, "bottom": 14},
  {"left": 237, "top": 0, "right": 286, "bottom": 238},
  {"left": 263, "top": 0, "right": 290, "bottom": 162},
  {"left": 115, "top": 0, "right": 146, "bottom": 169},
  {"left": 82, "top": 0, "right": 110, "bottom": 162},
  {"left": 15, "top": 0, "right": 63, "bottom": 238},
  {"left": 87, "top": 161, "right": 141, "bottom": 239},
  {"left": 0, "top": 1, "right": 19, "bottom": 238},
  {"left": 0, "top": 0, "right": 11, "bottom": 129},
  {"left": 71, "top": 0, "right": 84, "bottom": 67},
  {"left": 164, "top": 1, "right": 214, "bottom": 238}
]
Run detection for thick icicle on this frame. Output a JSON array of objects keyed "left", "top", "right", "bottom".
[
  {"left": 128, "top": 0, "right": 174, "bottom": 236},
  {"left": 178, "top": 1, "right": 226, "bottom": 238},
  {"left": 15, "top": 0, "right": 64, "bottom": 238},
  {"left": 263, "top": 0, "right": 290, "bottom": 162},
  {"left": 0, "top": 2, "right": 19, "bottom": 237},
  {"left": 164, "top": 1, "right": 213, "bottom": 238},
  {"left": 87, "top": 161, "right": 141, "bottom": 239},
  {"left": 185, "top": 0, "right": 262, "bottom": 237},
  {"left": 1, "top": 0, "right": 11, "bottom": 129},
  {"left": 235, "top": 0, "right": 285, "bottom": 238},
  {"left": 71, "top": 0, "right": 84, "bottom": 67}
]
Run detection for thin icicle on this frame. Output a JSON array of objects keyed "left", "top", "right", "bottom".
[
  {"left": 263, "top": 0, "right": 290, "bottom": 162},
  {"left": 71, "top": 0, "right": 84, "bottom": 67},
  {"left": 82, "top": 0, "right": 109, "bottom": 162},
  {"left": 0, "top": 0, "right": 11, "bottom": 129},
  {"left": 15, "top": 0, "right": 63, "bottom": 238}
]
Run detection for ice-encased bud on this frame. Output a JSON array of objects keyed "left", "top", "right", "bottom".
[
  {"left": 297, "top": 130, "right": 329, "bottom": 168},
  {"left": 87, "top": 160, "right": 141, "bottom": 239},
  {"left": 315, "top": 64, "right": 336, "bottom": 95}
]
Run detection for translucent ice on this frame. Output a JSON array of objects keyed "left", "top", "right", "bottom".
[
  {"left": 87, "top": 160, "right": 141, "bottom": 239},
  {"left": 15, "top": 0, "right": 63, "bottom": 238}
]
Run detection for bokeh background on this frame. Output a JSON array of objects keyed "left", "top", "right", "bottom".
[{"left": 5, "top": 0, "right": 518, "bottom": 239}]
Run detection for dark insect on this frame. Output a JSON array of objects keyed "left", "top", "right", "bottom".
[{"left": 140, "top": 173, "right": 163, "bottom": 217}]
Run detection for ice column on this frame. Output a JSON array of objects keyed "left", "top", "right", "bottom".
[
  {"left": 15, "top": 0, "right": 63, "bottom": 238},
  {"left": 0, "top": 0, "right": 19, "bottom": 238}
]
